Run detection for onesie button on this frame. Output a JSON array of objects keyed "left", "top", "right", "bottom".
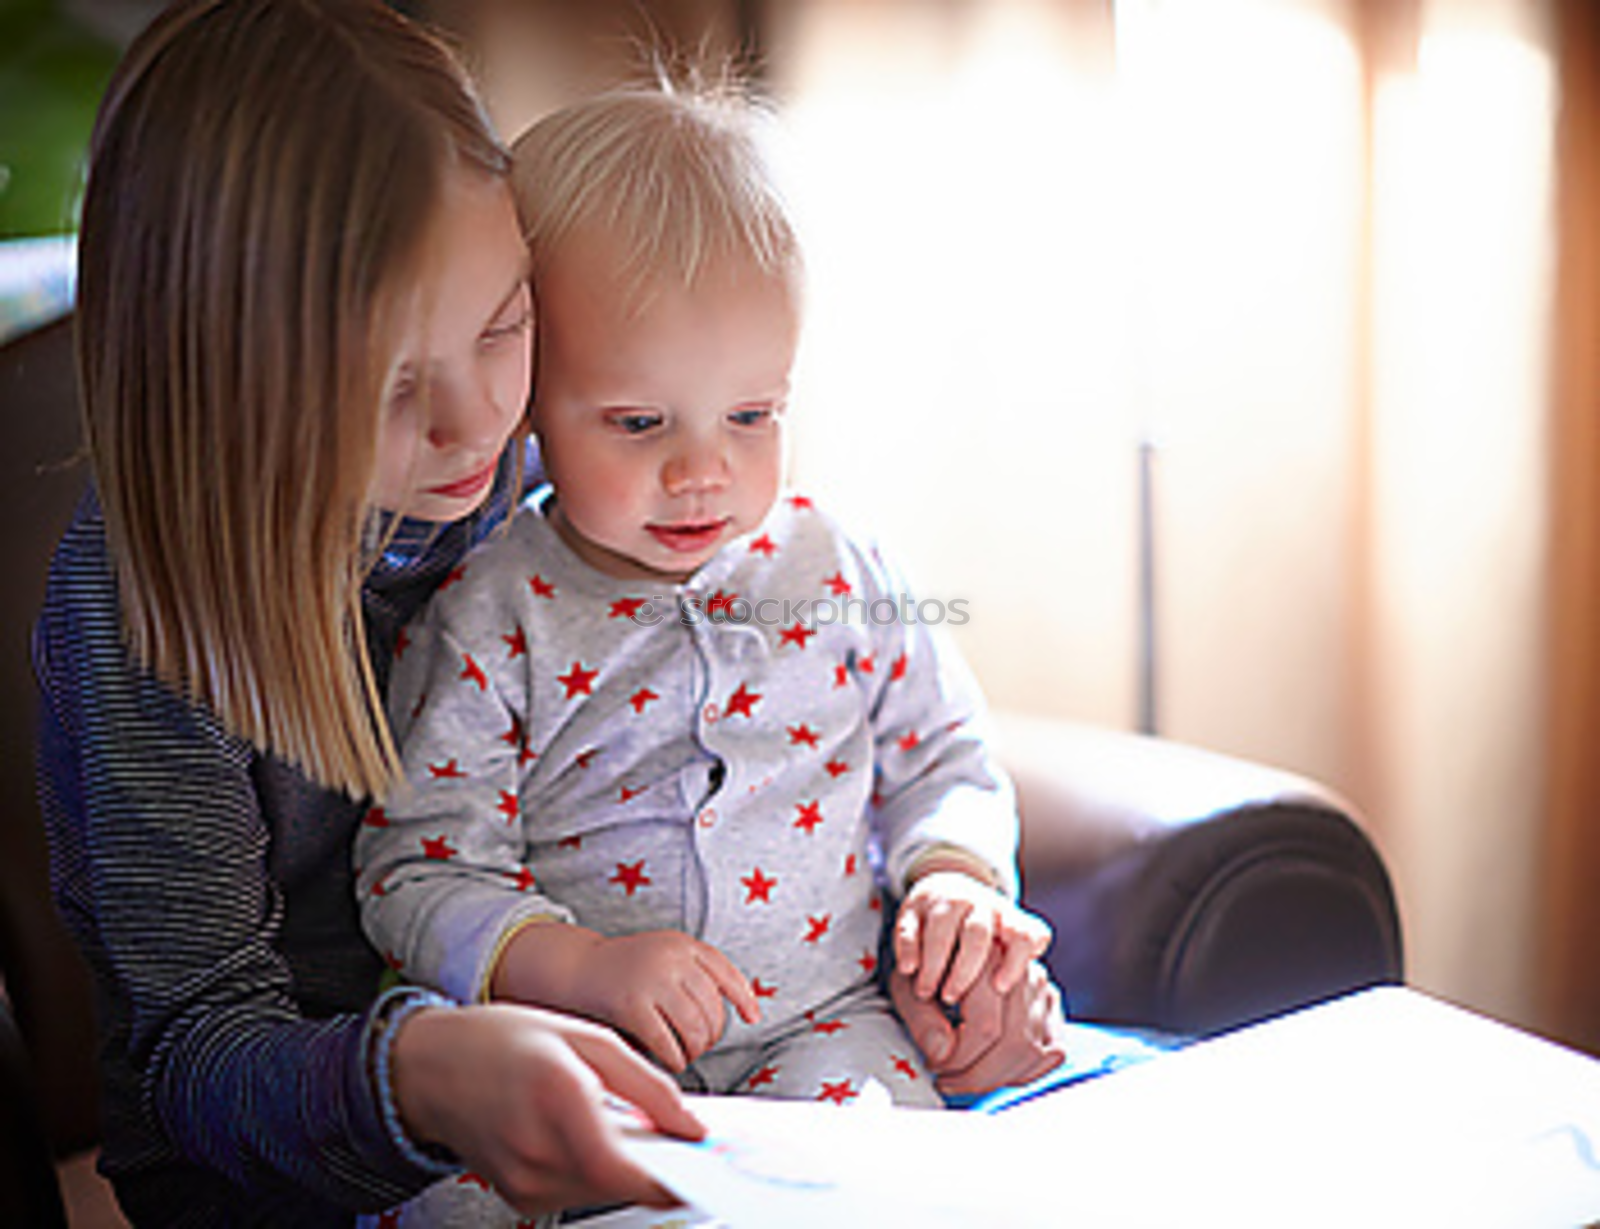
[
  {"left": 703, "top": 702, "right": 720, "bottom": 724},
  {"left": 698, "top": 807, "right": 717, "bottom": 828}
]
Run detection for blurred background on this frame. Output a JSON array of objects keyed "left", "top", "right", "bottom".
[{"left": 4, "top": 0, "right": 1597, "bottom": 1058}]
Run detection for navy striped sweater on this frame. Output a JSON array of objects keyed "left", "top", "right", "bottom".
[{"left": 34, "top": 469, "right": 513, "bottom": 1227}]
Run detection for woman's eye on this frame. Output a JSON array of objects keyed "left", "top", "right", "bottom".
[
  {"left": 387, "top": 373, "right": 420, "bottom": 412},
  {"left": 481, "top": 307, "right": 533, "bottom": 346}
]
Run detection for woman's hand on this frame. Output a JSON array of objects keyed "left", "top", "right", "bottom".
[
  {"left": 890, "top": 953, "right": 1068, "bottom": 1097},
  {"left": 893, "top": 870, "right": 1052, "bottom": 1005},
  {"left": 389, "top": 1003, "right": 705, "bottom": 1215},
  {"left": 492, "top": 923, "right": 761, "bottom": 1072}
]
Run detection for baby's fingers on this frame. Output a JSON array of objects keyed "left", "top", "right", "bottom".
[{"left": 696, "top": 945, "right": 762, "bottom": 1026}]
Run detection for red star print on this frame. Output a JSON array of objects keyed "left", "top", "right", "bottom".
[
  {"left": 496, "top": 791, "right": 519, "bottom": 822},
  {"left": 897, "top": 730, "right": 921, "bottom": 752},
  {"left": 843, "top": 853, "right": 858, "bottom": 877},
  {"left": 557, "top": 660, "right": 599, "bottom": 699},
  {"left": 528, "top": 574, "right": 556, "bottom": 599},
  {"left": 812, "top": 1018, "right": 849, "bottom": 1036},
  {"left": 619, "top": 784, "right": 646, "bottom": 804},
  {"left": 779, "top": 622, "right": 816, "bottom": 650},
  {"left": 421, "top": 835, "right": 457, "bottom": 861},
  {"left": 630, "top": 687, "right": 659, "bottom": 714},
  {"left": 459, "top": 652, "right": 488, "bottom": 691},
  {"left": 369, "top": 871, "right": 390, "bottom": 897},
  {"left": 751, "top": 977, "right": 778, "bottom": 999},
  {"left": 457, "top": 1172, "right": 492, "bottom": 1191},
  {"left": 410, "top": 693, "right": 426, "bottom": 721},
  {"left": 787, "top": 494, "right": 814, "bottom": 510},
  {"left": 573, "top": 747, "right": 601, "bottom": 770},
  {"left": 858, "top": 951, "right": 877, "bottom": 975},
  {"left": 503, "top": 626, "right": 527, "bottom": 658},
  {"left": 559, "top": 835, "right": 584, "bottom": 850},
  {"left": 377, "top": 1208, "right": 401, "bottom": 1229},
  {"left": 742, "top": 867, "right": 777, "bottom": 904},
  {"left": 833, "top": 662, "right": 850, "bottom": 688},
  {"left": 890, "top": 653, "right": 908, "bottom": 681},
  {"left": 428, "top": 758, "right": 466, "bottom": 780},
  {"left": 724, "top": 683, "right": 762, "bottom": 719},
  {"left": 825, "top": 758, "right": 850, "bottom": 778},
  {"left": 499, "top": 716, "right": 535, "bottom": 765},
  {"left": 793, "top": 800, "right": 823, "bottom": 834},
  {"left": 394, "top": 627, "right": 411, "bottom": 659},
  {"left": 747, "top": 1065, "right": 779, "bottom": 1091},
  {"left": 748, "top": 533, "right": 777, "bottom": 557},
  {"left": 803, "top": 914, "right": 832, "bottom": 944},
  {"left": 892, "top": 1054, "right": 920, "bottom": 1081},
  {"left": 857, "top": 654, "right": 875, "bottom": 674},
  {"left": 507, "top": 866, "right": 538, "bottom": 892},
  {"left": 383, "top": 949, "right": 403, "bottom": 972},
  {"left": 438, "top": 564, "right": 467, "bottom": 592},
  {"left": 787, "top": 723, "right": 820, "bottom": 749},
  {"left": 610, "top": 860, "right": 651, "bottom": 896},
  {"left": 609, "top": 597, "right": 647, "bottom": 620},
  {"left": 822, "top": 571, "right": 852, "bottom": 597},
  {"left": 817, "top": 1079, "right": 857, "bottom": 1105},
  {"left": 706, "top": 590, "right": 740, "bottom": 619},
  {"left": 363, "top": 806, "right": 389, "bottom": 828}
]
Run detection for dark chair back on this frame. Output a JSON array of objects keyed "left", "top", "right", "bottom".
[{"left": 0, "top": 314, "right": 99, "bottom": 1226}]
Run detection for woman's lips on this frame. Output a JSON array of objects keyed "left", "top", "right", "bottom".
[
  {"left": 427, "top": 458, "right": 498, "bottom": 500},
  {"left": 647, "top": 519, "right": 730, "bottom": 553}
]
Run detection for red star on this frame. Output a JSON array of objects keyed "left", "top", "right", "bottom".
[
  {"left": 609, "top": 597, "right": 647, "bottom": 620},
  {"left": 793, "top": 800, "right": 824, "bottom": 834},
  {"left": 843, "top": 853, "right": 858, "bottom": 877},
  {"left": 897, "top": 730, "right": 921, "bottom": 752},
  {"left": 892, "top": 1054, "right": 920, "bottom": 1081},
  {"left": 834, "top": 663, "right": 851, "bottom": 688},
  {"left": 724, "top": 683, "right": 761, "bottom": 719},
  {"left": 368, "top": 871, "right": 389, "bottom": 897},
  {"left": 438, "top": 564, "right": 467, "bottom": 592},
  {"left": 742, "top": 867, "right": 777, "bottom": 904},
  {"left": 507, "top": 866, "right": 538, "bottom": 892},
  {"left": 787, "top": 723, "right": 820, "bottom": 749},
  {"left": 751, "top": 977, "right": 778, "bottom": 999},
  {"left": 496, "top": 791, "right": 519, "bottom": 822},
  {"left": 890, "top": 653, "right": 908, "bottom": 681},
  {"left": 610, "top": 860, "right": 651, "bottom": 896},
  {"left": 394, "top": 627, "right": 411, "bottom": 659},
  {"left": 858, "top": 951, "right": 877, "bottom": 975},
  {"left": 378, "top": 1208, "right": 402, "bottom": 1229},
  {"left": 787, "top": 494, "right": 813, "bottom": 510},
  {"left": 457, "top": 1172, "right": 492, "bottom": 1191},
  {"left": 382, "top": 949, "right": 403, "bottom": 972},
  {"left": 857, "top": 654, "right": 875, "bottom": 675},
  {"left": 528, "top": 574, "right": 556, "bottom": 599},
  {"left": 803, "top": 914, "right": 831, "bottom": 944},
  {"left": 748, "top": 534, "right": 777, "bottom": 557},
  {"left": 557, "top": 660, "right": 599, "bottom": 699},
  {"left": 825, "top": 759, "right": 850, "bottom": 778},
  {"left": 421, "top": 835, "right": 457, "bottom": 861},
  {"left": 459, "top": 652, "right": 488, "bottom": 691},
  {"left": 573, "top": 747, "right": 601, "bottom": 770},
  {"left": 428, "top": 758, "right": 466, "bottom": 780},
  {"left": 706, "top": 590, "right": 740, "bottom": 619},
  {"left": 822, "top": 571, "right": 852, "bottom": 597},
  {"left": 503, "top": 626, "right": 527, "bottom": 658},
  {"left": 363, "top": 806, "right": 389, "bottom": 828},
  {"left": 817, "top": 1079, "right": 857, "bottom": 1105},
  {"left": 812, "top": 1018, "right": 849, "bottom": 1036},
  {"left": 779, "top": 622, "right": 816, "bottom": 650},
  {"left": 499, "top": 716, "right": 535, "bottom": 765},
  {"left": 629, "top": 687, "right": 659, "bottom": 714},
  {"left": 747, "top": 1064, "right": 780, "bottom": 1091},
  {"left": 558, "top": 835, "right": 584, "bottom": 850},
  {"left": 619, "top": 784, "right": 646, "bottom": 804}
]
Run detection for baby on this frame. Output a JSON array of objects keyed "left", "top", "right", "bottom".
[{"left": 357, "top": 82, "right": 1051, "bottom": 1202}]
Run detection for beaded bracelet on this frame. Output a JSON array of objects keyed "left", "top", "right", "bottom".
[{"left": 368, "top": 986, "right": 461, "bottom": 1176}]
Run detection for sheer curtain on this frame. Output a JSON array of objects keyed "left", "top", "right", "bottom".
[{"left": 767, "top": 0, "right": 1562, "bottom": 1040}]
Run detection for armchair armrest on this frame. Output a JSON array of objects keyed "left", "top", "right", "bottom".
[{"left": 998, "top": 713, "right": 1403, "bottom": 1037}]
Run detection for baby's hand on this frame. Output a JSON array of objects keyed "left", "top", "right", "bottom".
[
  {"left": 893, "top": 871, "right": 1051, "bottom": 1005},
  {"left": 573, "top": 931, "right": 761, "bottom": 1073}
]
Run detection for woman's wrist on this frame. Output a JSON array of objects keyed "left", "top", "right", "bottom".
[{"left": 369, "top": 989, "right": 461, "bottom": 1174}]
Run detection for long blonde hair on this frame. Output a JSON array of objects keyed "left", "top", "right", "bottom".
[{"left": 77, "top": 0, "right": 511, "bottom": 797}]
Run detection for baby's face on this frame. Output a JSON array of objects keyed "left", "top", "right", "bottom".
[{"left": 531, "top": 233, "right": 799, "bottom": 584}]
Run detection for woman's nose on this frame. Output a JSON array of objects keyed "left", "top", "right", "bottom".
[{"left": 663, "top": 439, "right": 731, "bottom": 495}]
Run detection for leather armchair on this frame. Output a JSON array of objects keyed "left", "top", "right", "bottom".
[{"left": 0, "top": 315, "right": 1403, "bottom": 1221}]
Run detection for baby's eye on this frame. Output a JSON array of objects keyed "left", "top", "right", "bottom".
[
  {"left": 607, "top": 410, "right": 663, "bottom": 435},
  {"left": 729, "top": 404, "right": 775, "bottom": 428}
]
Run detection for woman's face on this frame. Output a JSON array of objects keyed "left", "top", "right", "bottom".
[{"left": 373, "top": 171, "right": 533, "bottom": 522}]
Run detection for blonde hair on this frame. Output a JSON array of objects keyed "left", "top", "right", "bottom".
[
  {"left": 510, "top": 77, "right": 801, "bottom": 300},
  {"left": 77, "top": 0, "right": 511, "bottom": 797}
]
